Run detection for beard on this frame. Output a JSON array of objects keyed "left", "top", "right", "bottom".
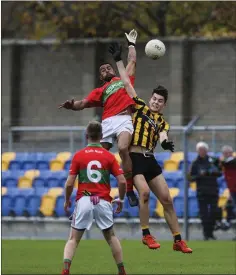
[{"left": 103, "top": 73, "right": 114, "bottom": 82}]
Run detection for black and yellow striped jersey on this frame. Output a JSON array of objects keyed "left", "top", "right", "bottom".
[{"left": 131, "top": 96, "right": 170, "bottom": 151}]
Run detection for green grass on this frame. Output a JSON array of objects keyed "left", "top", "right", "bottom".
[{"left": 2, "top": 240, "right": 235, "bottom": 274}]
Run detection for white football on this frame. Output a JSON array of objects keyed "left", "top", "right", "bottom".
[{"left": 145, "top": 39, "right": 166, "bottom": 60}]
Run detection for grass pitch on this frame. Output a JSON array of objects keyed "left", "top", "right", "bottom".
[{"left": 2, "top": 240, "right": 235, "bottom": 274}]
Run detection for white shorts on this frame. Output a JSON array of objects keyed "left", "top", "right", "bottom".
[
  {"left": 101, "top": 115, "right": 134, "bottom": 145},
  {"left": 71, "top": 196, "right": 114, "bottom": 231}
]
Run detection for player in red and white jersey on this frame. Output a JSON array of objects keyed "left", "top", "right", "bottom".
[
  {"left": 61, "top": 121, "right": 127, "bottom": 275},
  {"left": 59, "top": 30, "right": 139, "bottom": 207}
]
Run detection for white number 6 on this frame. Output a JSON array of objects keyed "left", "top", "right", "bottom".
[{"left": 87, "top": 160, "right": 102, "bottom": 183}]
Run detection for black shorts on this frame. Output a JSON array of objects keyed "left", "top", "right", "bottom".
[{"left": 129, "top": 152, "right": 162, "bottom": 183}]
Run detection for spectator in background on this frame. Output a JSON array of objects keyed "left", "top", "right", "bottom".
[
  {"left": 220, "top": 145, "right": 236, "bottom": 240},
  {"left": 190, "top": 142, "right": 221, "bottom": 240}
]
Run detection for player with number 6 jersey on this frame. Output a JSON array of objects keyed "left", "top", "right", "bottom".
[{"left": 62, "top": 121, "right": 127, "bottom": 275}]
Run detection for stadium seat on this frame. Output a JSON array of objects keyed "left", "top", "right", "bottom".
[
  {"left": 4, "top": 177, "right": 18, "bottom": 188},
  {"left": 25, "top": 195, "right": 41, "bottom": 216},
  {"left": 188, "top": 152, "right": 197, "bottom": 162},
  {"left": 222, "top": 188, "right": 229, "bottom": 198},
  {"left": 164, "top": 160, "right": 179, "bottom": 171},
  {"left": 35, "top": 187, "right": 48, "bottom": 197},
  {"left": 41, "top": 152, "right": 57, "bottom": 161},
  {"left": 165, "top": 178, "right": 176, "bottom": 188},
  {"left": 18, "top": 188, "right": 34, "bottom": 198},
  {"left": 8, "top": 160, "right": 21, "bottom": 171},
  {"left": 15, "top": 152, "right": 29, "bottom": 161},
  {"left": 32, "top": 177, "right": 46, "bottom": 188},
  {"left": 54, "top": 195, "right": 66, "bottom": 217},
  {"left": 2, "top": 160, "right": 9, "bottom": 171},
  {"left": 188, "top": 197, "right": 199, "bottom": 217},
  {"left": 56, "top": 152, "right": 72, "bottom": 161},
  {"left": 110, "top": 175, "right": 117, "bottom": 188},
  {"left": 47, "top": 177, "right": 60, "bottom": 188},
  {"left": 217, "top": 175, "right": 227, "bottom": 189},
  {"left": 24, "top": 169, "right": 40, "bottom": 180},
  {"left": 178, "top": 160, "right": 192, "bottom": 171},
  {"left": 169, "top": 187, "right": 180, "bottom": 198},
  {"left": 2, "top": 187, "right": 7, "bottom": 196},
  {"left": 64, "top": 160, "right": 71, "bottom": 170},
  {"left": 170, "top": 152, "right": 184, "bottom": 162},
  {"left": 173, "top": 196, "right": 184, "bottom": 217},
  {"left": 6, "top": 187, "right": 20, "bottom": 197},
  {"left": 21, "top": 161, "right": 37, "bottom": 171},
  {"left": 47, "top": 187, "right": 64, "bottom": 197},
  {"left": 154, "top": 152, "right": 171, "bottom": 162},
  {"left": 157, "top": 160, "right": 164, "bottom": 168},
  {"left": 149, "top": 195, "right": 157, "bottom": 217},
  {"left": 2, "top": 170, "right": 12, "bottom": 181},
  {"left": 50, "top": 160, "right": 64, "bottom": 171},
  {"left": 39, "top": 195, "right": 57, "bottom": 216},
  {"left": 110, "top": 188, "right": 119, "bottom": 199},
  {"left": 175, "top": 178, "right": 185, "bottom": 189},
  {"left": 39, "top": 170, "right": 53, "bottom": 179},
  {"left": 18, "top": 176, "right": 33, "bottom": 188},
  {"left": 2, "top": 195, "right": 12, "bottom": 216},
  {"left": 36, "top": 160, "right": 50, "bottom": 171},
  {"left": 189, "top": 181, "right": 196, "bottom": 191},
  {"left": 2, "top": 152, "right": 16, "bottom": 162},
  {"left": 58, "top": 177, "right": 67, "bottom": 188},
  {"left": 11, "top": 195, "right": 26, "bottom": 216}
]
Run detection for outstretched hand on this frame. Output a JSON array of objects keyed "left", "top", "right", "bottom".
[
  {"left": 58, "top": 99, "right": 75, "bottom": 109},
  {"left": 125, "top": 29, "right": 138, "bottom": 46},
  {"left": 161, "top": 139, "right": 175, "bottom": 152},
  {"left": 108, "top": 42, "right": 122, "bottom": 62}
]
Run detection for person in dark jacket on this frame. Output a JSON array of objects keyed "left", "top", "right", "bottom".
[{"left": 190, "top": 142, "right": 221, "bottom": 240}]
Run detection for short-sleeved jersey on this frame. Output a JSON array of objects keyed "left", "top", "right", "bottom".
[
  {"left": 69, "top": 144, "right": 123, "bottom": 202},
  {"left": 85, "top": 76, "right": 135, "bottom": 121},
  {"left": 131, "top": 97, "right": 170, "bottom": 151}
]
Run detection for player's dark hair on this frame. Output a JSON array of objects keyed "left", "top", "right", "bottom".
[
  {"left": 86, "top": 121, "right": 102, "bottom": 141},
  {"left": 152, "top": 85, "right": 168, "bottom": 103},
  {"left": 99, "top": 62, "right": 114, "bottom": 72}
]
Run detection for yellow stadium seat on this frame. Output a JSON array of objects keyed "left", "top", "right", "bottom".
[
  {"left": 155, "top": 188, "right": 179, "bottom": 218},
  {"left": 2, "top": 152, "right": 16, "bottom": 162},
  {"left": 24, "top": 169, "right": 40, "bottom": 180},
  {"left": 164, "top": 160, "right": 179, "bottom": 171},
  {"left": 39, "top": 195, "right": 56, "bottom": 216},
  {"left": 18, "top": 176, "right": 33, "bottom": 188},
  {"left": 190, "top": 181, "right": 196, "bottom": 191},
  {"left": 170, "top": 152, "right": 184, "bottom": 162},
  {"left": 2, "top": 160, "right": 9, "bottom": 171},
  {"left": 110, "top": 188, "right": 119, "bottom": 199},
  {"left": 47, "top": 187, "right": 64, "bottom": 197},
  {"left": 218, "top": 195, "right": 229, "bottom": 218},
  {"left": 50, "top": 159, "right": 64, "bottom": 171},
  {"left": 114, "top": 153, "right": 122, "bottom": 165},
  {"left": 2, "top": 187, "right": 7, "bottom": 196},
  {"left": 56, "top": 152, "right": 72, "bottom": 161}
]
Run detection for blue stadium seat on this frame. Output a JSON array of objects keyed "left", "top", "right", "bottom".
[
  {"left": 25, "top": 195, "right": 41, "bottom": 216},
  {"left": 47, "top": 177, "right": 60, "bottom": 188},
  {"left": 18, "top": 188, "right": 34, "bottom": 198},
  {"left": 39, "top": 170, "right": 53, "bottom": 179},
  {"left": 41, "top": 152, "right": 57, "bottom": 161},
  {"left": 188, "top": 152, "right": 197, "bottom": 162},
  {"left": 11, "top": 170, "right": 25, "bottom": 178},
  {"left": 149, "top": 194, "right": 157, "bottom": 217},
  {"left": 188, "top": 197, "right": 199, "bottom": 217},
  {"left": 33, "top": 177, "right": 46, "bottom": 188},
  {"left": 21, "top": 161, "right": 37, "bottom": 170},
  {"left": 110, "top": 175, "right": 117, "bottom": 188},
  {"left": 1, "top": 170, "right": 12, "bottom": 180},
  {"left": 58, "top": 177, "right": 67, "bottom": 188},
  {"left": 178, "top": 160, "right": 192, "bottom": 171},
  {"left": 6, "top": 187, "right": 20, "bottom": 197},
  {"left": 8, "top": 160, "right": 21, "bottom": 171},
  {"left": 173, "top": 196, "right": 184, "bottom": 217},
  {"left": 35, "top": 187, "right": 48, "bottom": 197},
  {"left": 217, "top": 176, "right": 227, "bottom": 189},
  {"left": 3, "top": 177, "right": 18, "bottom": 188},
  {"left": 163, "top": 171, "right": 183, "bottom": 180},
  {"left": 156, "top": 160, "right": 164, "bottom": 168},
  {"left": 54, "top": 195, "right": 66, "bottom": 217},
  {"left": 175, "top": 178, "right": 185, "bottom": 189},
  {"left": 36, "top": 160, "right": 50, "bottom": 171},
  {"left": 51, "top": 171, "right": 67, "bottom": 179},
  {"left": 154, "top": 152, "right": 171, "bottom": 162},
  {"left": 166, "top": 178, "right": 176, "bottom": 188},
  {"left": 64, "top": 160, "right": 71, "bottom": 170},
  {"left": 15, "top": 153, "right": 29, "bottom": 161},
  {"left": 11, "top": 195, "right": 26, "bottom": 216},
  {"left": 2, "top": 195, "right": 12, "bottom": 216}
]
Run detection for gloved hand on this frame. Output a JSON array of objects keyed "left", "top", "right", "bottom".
[
  {"left": 161, "top": 139, "right": 174, "bottom": 152},
  {"left": 108, "top": 42, "right": 122, "bottom": 62},
  {"left": 125, "top": 29, "right": 138, "bottom": 47}
]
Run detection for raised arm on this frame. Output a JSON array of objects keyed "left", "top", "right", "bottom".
[
  {"left": 109, "top": 43, "right": 137, "bottom": 98},
  {"left": 125, "top": 29, "right": 137, "bottom": 76}
]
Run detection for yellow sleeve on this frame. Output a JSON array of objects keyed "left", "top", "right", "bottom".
[{"left": 133, "top": 96, "right": 146, "bottom": 110}]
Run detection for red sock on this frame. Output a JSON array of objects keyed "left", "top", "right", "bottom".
[{"left": 126, "top": 177, "right": 134, "bottom": 193}]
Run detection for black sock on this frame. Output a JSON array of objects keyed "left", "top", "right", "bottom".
[
  {"left": 174, "top": 234, "right": 182, "bottom": 242},
  {"left": 142, "top": 228, "right": 151, "bottom": 236}
]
